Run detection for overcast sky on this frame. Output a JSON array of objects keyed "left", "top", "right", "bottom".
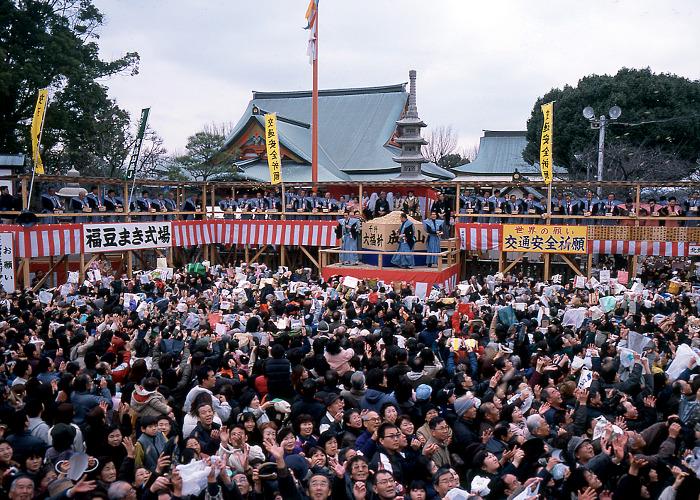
[{"left": 92, "top": 0, "right": 700, "bottom": 156}]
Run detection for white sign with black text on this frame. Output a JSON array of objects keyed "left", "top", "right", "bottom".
[
  {"left": 0, "top": 232, "right": 14, "bottom": 293},
  {"left": 83, "top": 222, "right": 172, "bottom": 253}
]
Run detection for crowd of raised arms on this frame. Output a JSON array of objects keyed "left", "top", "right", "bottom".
[
  {"left": 1, "top": 186, "right": 698, "bottom": 227},
  {"left": 0, "top": 260, "right": 699, "bottom": 500}
]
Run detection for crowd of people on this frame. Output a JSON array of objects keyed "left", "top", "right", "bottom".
[
  {"left": 0, "top": 258, "right": 699, "bottom": 500},
  {"left": 458, "top": 190, "right": 700, "bottom": 227},
  {"left": 4, "top": 185, "right": 697, "bottom": 227}
]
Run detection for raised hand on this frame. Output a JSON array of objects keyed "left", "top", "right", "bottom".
[
  {"left": 155, "top": 453, "right": 171, "bottom": 474},
  {"left": 72, "top": 475, "right": 97, "bottom": 495},
  {"left": 328, "top": 457, "right": 345, "bottom": 478},
  {"left": 578, "top": 487, "right": 597, "bottom": 500},
  {"left": 614, "top": 416, "right": 628, "bottom": 431},
  {"left": 612, "top": 434, "right": 628, "bottom": 462},
  {"left": 353, "top": 480, "right": 367, "bottom": 500},
  {"left": 122, "top": 437, "right": 135, "bottom": 458},
  {"left": 218, "top": 426, "right": 229, "bottom": 444},
  {"left": 575, "top": 388, "right": 589, "bottom": 405},
  {"left": 263, "top": 437, "right": 284, "bottom": 463}
]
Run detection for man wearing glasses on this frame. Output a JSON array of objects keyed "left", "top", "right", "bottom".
[
  {"left": 370, "top": 423, "right": 409, "bottom": 489},
  {"left": 373, "top": 469, "right": 399, "bottom": 499},
  {"left": 425, "top": 416, "right": 452, "bottom": 467}
]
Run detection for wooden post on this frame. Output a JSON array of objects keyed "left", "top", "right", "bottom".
[
  {"left": 543, "top": 253, "right": 551, "bottom": 281},
  {"left": 587, "top": 252, "right": 593, "bottom": 279},
  {"left": 210, "top": 184, "right": 216, "bottom": 220},
  {"left": 630, "top": 255, "right": 638, "bottom": 278},
  {"left": 455, "top": 182, "right": 461, "bottom": 218},
  {"left": 21, "top": 177, "right": 28, "bottom": 210},
  {"left": 23, "top": 258, "right": 30, "bottom": 289},
  {"left": 635, "top": 183, "right": 641, "bottom": 227},
  {"left": 123, "top": 181, "right": 130, "bottom": 222},
  {"left": 280, "top": 244, "right": 286, "bottom": 267},
  {"left": 546, "top": 183, "right": 553, "bottom": 225},
  {"left": 80, "top": 251, "right": 85, "bottom": 280},
  {"left": 281, "top": 184, "right": 286, "bottom": 220},
  {"left": 358, "top": 184, "right": 363, "bottom": 213},
  {"left": 498, "top": 251, "right": 505, "bottom": 273},
  {"left": 127, "top": 251, "right": 133, "bottom": 278},
  {"left": 201, "top": 183, "right": 208, "bottom": 219}
]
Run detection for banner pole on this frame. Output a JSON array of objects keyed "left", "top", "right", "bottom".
[
  {"left": 311, "top": 4, "right": 319, "bottom": 187},
  {"left": 27, "top": 95, "right": 49, "bottom": 210}
]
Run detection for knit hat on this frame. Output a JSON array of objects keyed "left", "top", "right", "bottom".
[
  {"left": 454, "top": 395, "right": 476, "bottom": 418},
  {"left": 567, "top": 436, "right": 590, "bottom": 459},
  {"left": 416, "top": 384, "right": 432, "bottom": 401},
  {"left": 317, "top": 320, "right": 330, "bottom": 334}
]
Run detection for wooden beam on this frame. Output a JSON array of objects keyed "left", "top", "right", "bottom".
[
  {"left": 22, "top": 258, "right": 30, "bottom": 289},
  {"left": 502, "top": 253, "right": 524, "bottom": 274},
  {"left": 498, "top": 251, "right": 506, "bottom": 273},
  {"left": 455, "top": 182, "right": 461, "bottom": 215},
  {"left": 587, "top": 252, "right": 593, "bottom": 279},
  {"left": 281, "top": 184, "right": 286, "bottom": 220},
  {"left": 543, "top": 253, "right": 551, "bottom": 281},
  {"left": 299, "top": 245, "right": 320, "bottom": 270},
  {"left": 21, "top": 177, "right": 28, "bottom": 209},
  {"left": 123, "top": 181, "right": 130, "bottom": 222},
  {"left": 31, "top": 255, "right": 68, "bottom": 291},
  {"left": 630, "top": 255, "right": 638, "bottom": 279},
  {"left": 247, "top": 245, "right": 268, "bottom": 266},
  {"left": 280, "top": 243, "right": 286, "bottom": 267},
  {"left": 559, "top": 254, "right": 583, "bottom": 276},
  {"left": 127, "top": 251, "right": 133, "bottom": 278}
]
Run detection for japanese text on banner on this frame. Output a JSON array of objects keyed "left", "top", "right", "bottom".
[
  {"left": 502, "top": 224, "right": 587, "bottom": 254},
  {"left": 264, "top": 113, "right": 282, "bottom": 185},
  {"left": 539, "top": 101, "right": 554, "bottom": 184},
  {"left": 31, "top": 89, "right": 49, "bottom": 175},
  {"left": 83, "top": 222, "right": 172, "bottom": 253},
  {"left": 0, "top": 233, "right": 15, "bottom": 293}
]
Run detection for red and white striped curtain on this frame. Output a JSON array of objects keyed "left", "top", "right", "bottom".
[{"left": 173, "top": 220, "right": 338, "bottom": 248}]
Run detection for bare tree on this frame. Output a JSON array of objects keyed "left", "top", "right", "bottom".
[
  {"left": 422, "top": 125, "right": 458, "bottom": 165},
  {"left": 459, "top": 143, "right": 479, "bottom": 162},
  {"left": 570, "top": 142, "right": 699, "bottom": 182}
]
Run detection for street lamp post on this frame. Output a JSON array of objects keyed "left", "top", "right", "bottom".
[{"left": 583, "top": 105, "right": 621, "bottom": 196}]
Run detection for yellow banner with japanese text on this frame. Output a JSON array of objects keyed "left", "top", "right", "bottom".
[
  {"left": 264, "top": 113, "right": 282, "bottom": 185},
  {"left": 502, "top": 224, "right": 587, "bottom": 254},
  {"left": 31, "top": 89, "right": 49, "bottom": 175},
  {"left": 539, "top": 101, "right": 554, "bottom": 184}
]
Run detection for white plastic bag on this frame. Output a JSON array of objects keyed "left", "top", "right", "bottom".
[{"left": 176, "top": 460, "right": 211, "bottom": 497}]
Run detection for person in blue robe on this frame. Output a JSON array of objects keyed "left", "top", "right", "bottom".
[
  {"left": 423, "top": 211, "right": 443, "bottom": 267},
  {"left": 391, "top": 212, "right": 415, "bottom": 269},
  {"left": 336, "top": 212, "right": 359, "bottom": 265}
]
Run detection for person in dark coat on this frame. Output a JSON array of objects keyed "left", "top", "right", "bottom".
[
  {"left": 265, "top": 344, "right": 292, "bottom": 400},
  {"left": 290, "top": 379, "right": 325, "bottom": 423},
  {"left": 5, "top": 410, "right": 47, "bottom": 463}
]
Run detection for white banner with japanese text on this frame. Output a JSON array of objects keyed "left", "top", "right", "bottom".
[
  {"left": 0, "top": 233, "right": 14, "bottom": 292},
  {"left": 83, "top": 222, "right": 172, "bottom": 253}
]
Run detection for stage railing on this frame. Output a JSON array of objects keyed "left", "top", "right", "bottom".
[{"left": 319, "top": 245, "right": 460, "bottom": 272}]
